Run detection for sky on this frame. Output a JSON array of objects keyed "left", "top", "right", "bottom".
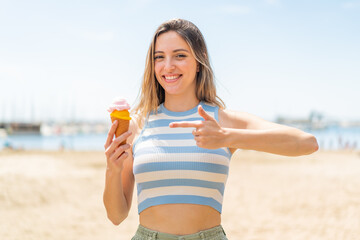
[{"left": 0, "top": 0, "right": 359, "bottom": 123}]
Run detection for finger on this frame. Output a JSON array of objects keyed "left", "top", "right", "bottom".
[
  {"left": 108, "top": 145, "right": 129, "bottom": 168},
  {"left": 108, "top": 150, "right": 129, "bottom": 171},
  {"left": 104, "top": 120, "right": 118, "bottom": 149},
  {"left": 192, "top": 129, "right": 200, "bottom": 137},
  {"left": 110, "top": 144, "right": 130, "bottom": 162},
  {"left": 196, "top": 141, "right": 204, "bottom": 148},
  {"left": 169, "top": 121, "right": 202, "bottom": 128},
  {"left": 198, "top": 105, "right": 215, "bottom": 121},
  {"left": 113, "top": 131, "right": 132, "bottom": 146},
  {"left": 115, "top": 152, "right": 129, "bottom": 166},
  {"left": 107, "top": 131, "right": 132, "bottom": 154}
]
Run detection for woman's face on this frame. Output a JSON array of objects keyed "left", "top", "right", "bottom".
[{"left": 154, "top": 31, "right": 198, "bottom": 98}]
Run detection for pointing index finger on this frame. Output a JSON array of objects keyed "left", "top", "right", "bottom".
[{"left": 169, "top": 120, "right": 202, "bottom": 128}]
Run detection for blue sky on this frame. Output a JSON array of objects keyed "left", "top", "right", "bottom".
[{"left": 0, "top": 0, "right": 359, "bottom": 123}]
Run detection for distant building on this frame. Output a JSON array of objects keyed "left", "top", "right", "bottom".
[
  {"left": 1, "top": 122, "right": 41, "bottom": 135},
  {"left": 276, "top": 111, "right": 327, "bottom": 130}
]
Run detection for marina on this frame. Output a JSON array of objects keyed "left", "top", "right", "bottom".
[
  {"left": 0, "top": 121, "right": 109, "bottom": 151},
  {"left": 0, "top": 122, "right": 359, "bottom": 151}
]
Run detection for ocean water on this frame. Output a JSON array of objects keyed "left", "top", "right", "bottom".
[
  {"left": 0, "top": 133, "right": 107, "bottom": 151},
  {"left": 0, "top": 126, "right": 359, "bottom": 151},
  {"left": 309, "top": 126, "right": 360, "bottom": 150}
]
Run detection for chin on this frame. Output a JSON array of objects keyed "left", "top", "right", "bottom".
[{"left": 163, "top": 86, "right": 182, "bottom": 95}]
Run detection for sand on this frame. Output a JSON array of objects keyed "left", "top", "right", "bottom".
[{"left": 1, "top": 150, "right": 359, "bottom": 240}]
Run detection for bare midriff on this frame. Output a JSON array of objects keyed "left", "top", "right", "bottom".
[{"left": 139, "top": 204, "right": 221, "bottom": 235}]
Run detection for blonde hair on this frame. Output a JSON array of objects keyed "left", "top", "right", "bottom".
[{"left": 132, "top": 19, "right": 225, "bottom": 127}]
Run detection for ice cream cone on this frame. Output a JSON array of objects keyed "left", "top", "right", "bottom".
[
  {"left": 111, "top": 117, "right": 129, "bottom": 145},
  {"left": 107, "top": 98, "right": 132, "bottom": 145}
]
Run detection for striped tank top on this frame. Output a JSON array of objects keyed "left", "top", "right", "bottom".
[{"left": 132, "top": 101, "right": 232, "bottom": 214}]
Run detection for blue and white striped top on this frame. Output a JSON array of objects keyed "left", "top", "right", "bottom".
[{"left": 132, "top": 101, "right": 232, "bottom": 214}]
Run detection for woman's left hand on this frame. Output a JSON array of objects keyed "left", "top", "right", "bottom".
[{"left": 169, "top": 105, "right": 227, "bottom": 149}]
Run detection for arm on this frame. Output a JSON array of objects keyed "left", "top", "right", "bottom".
[
  {"left": 103, "top": 119, "right": 138, "bottom": 225},
  {"left": 219, "top": 109, "right": 319, "bottom": 156},
  {"left": 170, "top": 105, "right": 318, "bottom": 156}
]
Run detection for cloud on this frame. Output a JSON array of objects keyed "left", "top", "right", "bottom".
[{"left": 218, "top": 5, "right": 251, "bottom": 15}]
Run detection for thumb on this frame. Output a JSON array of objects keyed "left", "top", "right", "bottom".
[{"left": 198, "top": 105, "right": 215, "bottom": 121}]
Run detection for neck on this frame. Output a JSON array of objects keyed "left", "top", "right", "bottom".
[{"left": 164, "top": 95, "right": 200, "bottom": 112}]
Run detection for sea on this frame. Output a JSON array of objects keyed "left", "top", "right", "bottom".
[{"left": 0, "top": 126, "right": 359, "bottom": 151}]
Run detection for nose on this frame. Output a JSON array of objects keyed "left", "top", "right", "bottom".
[{"left": 164, "top": 58, "right": 175, "bottom": 72}]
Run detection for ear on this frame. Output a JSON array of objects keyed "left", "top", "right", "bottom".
[{"left": 196, "top": 64, "right": 200, "bottom": 72}]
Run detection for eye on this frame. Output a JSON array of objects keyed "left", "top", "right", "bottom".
[
  {"left": 176, "top": 54, "right": 187, "bottom": 58},
  {"left": 154, "top": 55, "right": 164, "bottom": 60}
]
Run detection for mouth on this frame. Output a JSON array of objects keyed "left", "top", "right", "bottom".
[{"left": 162, "top": 74, "right": 182, "bottom": 83}]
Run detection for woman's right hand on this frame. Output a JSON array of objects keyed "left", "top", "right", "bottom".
[{"left": 104, "top": 120, "right": 132, "bottom": 173}]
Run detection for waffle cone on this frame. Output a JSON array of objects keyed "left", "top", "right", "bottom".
[{"left": 111, "top": 117, "right": 130, "bottom": 145}]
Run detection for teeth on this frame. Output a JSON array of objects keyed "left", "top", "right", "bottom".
[{"left": 165, "top": 75, "right": 179, "bottom": 80}]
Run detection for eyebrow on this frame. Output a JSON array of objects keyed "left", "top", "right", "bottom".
[{"left": 155, "top": 49, "right": 190, "bottom": 54}]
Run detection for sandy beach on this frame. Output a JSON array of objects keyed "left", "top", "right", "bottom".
[{"left": 1, "top": 150, "right": 359, "bottom": 240}]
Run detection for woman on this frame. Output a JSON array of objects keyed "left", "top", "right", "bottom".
[{"left": 103, "top": 19, "right": 318, "bottom": 240}]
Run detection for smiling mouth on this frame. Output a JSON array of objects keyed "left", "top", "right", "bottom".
[{"left": 163, "top": 74, "right": 182, "bottom": 83}]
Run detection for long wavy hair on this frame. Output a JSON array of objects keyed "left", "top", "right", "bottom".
[{"left": 132, "top": 18, "right": 225, "bottom": 127}]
